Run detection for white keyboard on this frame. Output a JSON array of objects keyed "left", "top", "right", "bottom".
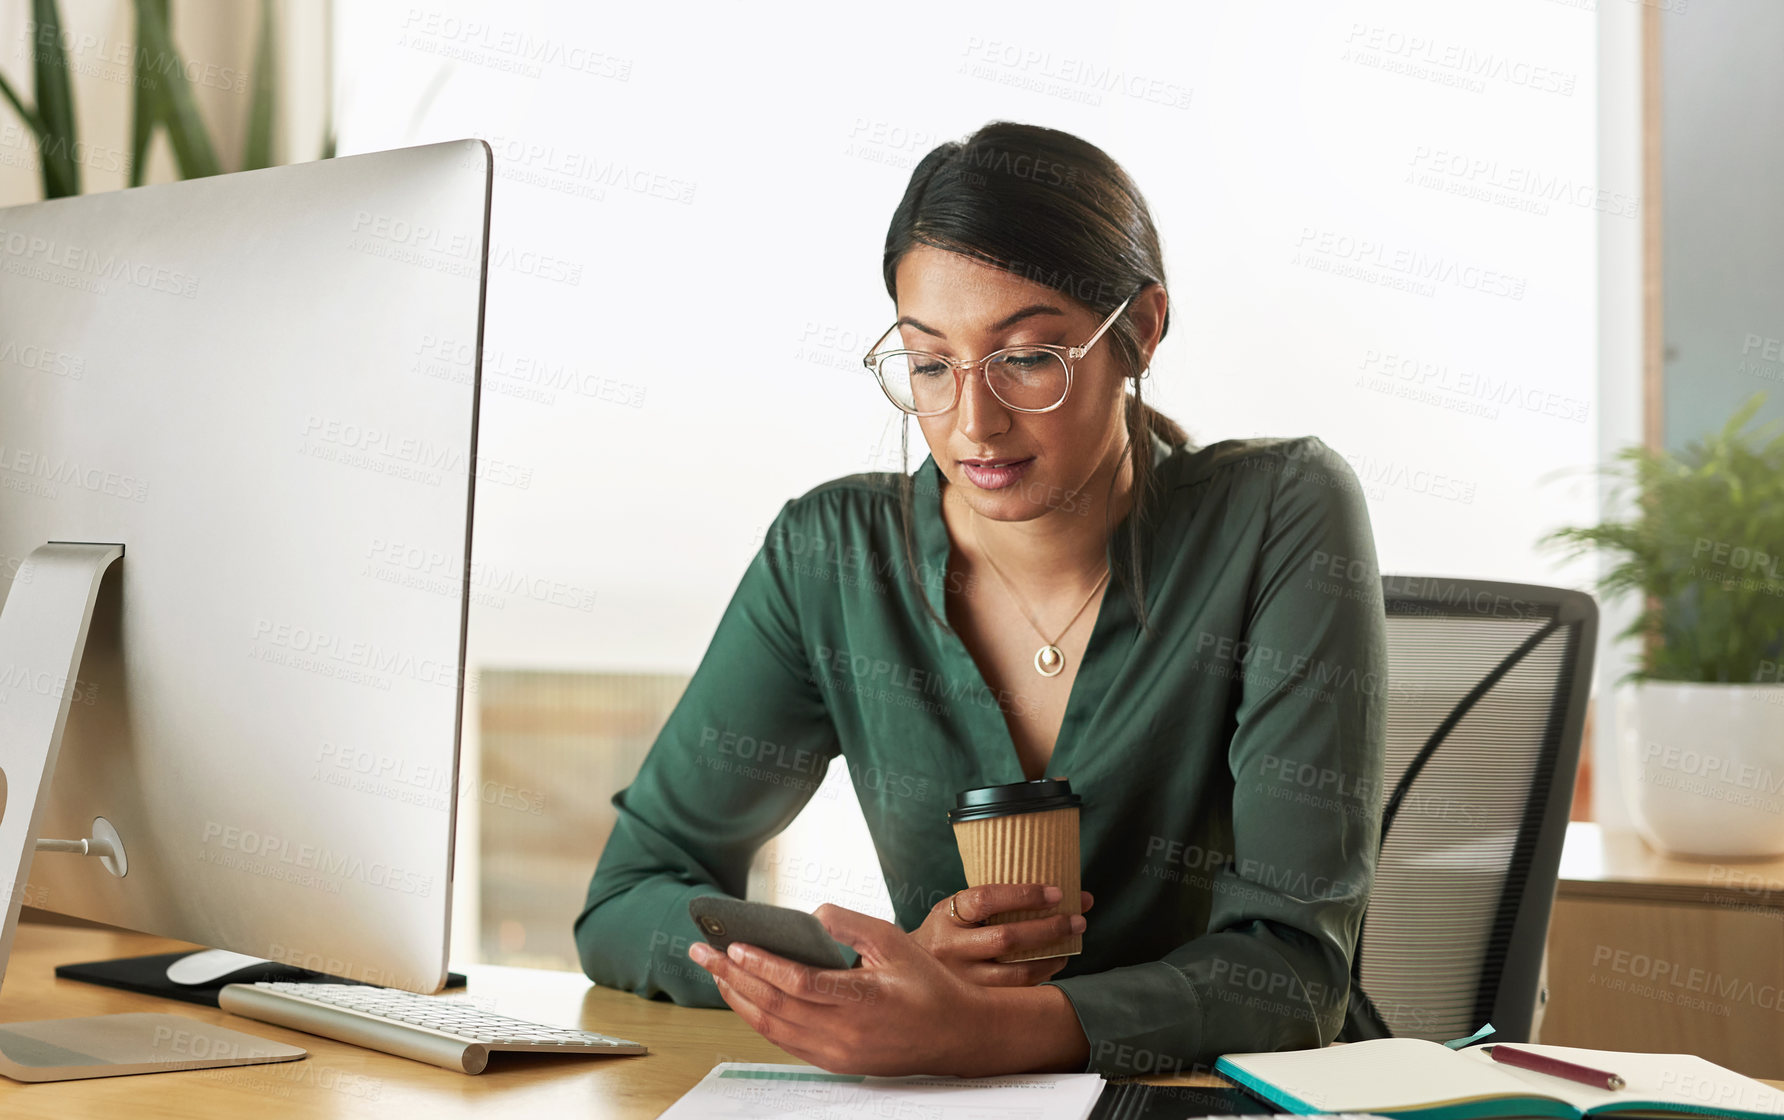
[{"left": 218, "top": 981, "right": 647, "bottom": 1074}]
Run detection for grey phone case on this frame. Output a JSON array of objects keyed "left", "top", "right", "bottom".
[{"left": 687, "top": 898, "right": 852, "bottom": 970}]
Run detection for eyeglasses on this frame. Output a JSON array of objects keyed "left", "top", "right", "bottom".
[{"left": 861, "top": 293, "right": 1134, "bottom": 416}]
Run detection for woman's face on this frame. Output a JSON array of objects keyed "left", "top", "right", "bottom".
[{"left": 891, "top": 245, "right": 1134, "bottom": 523}]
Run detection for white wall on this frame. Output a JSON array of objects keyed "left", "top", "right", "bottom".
[
  {"left": 331, "top": 0, "right": 1607, "bottom": 679},
  {"left": 1591, "top": 0, "right": 1646, "bottom": 831},
  {"left": 329, "top": 1, "right": 1614, "bottom": 927},
  {"left": 1, "top": 0, "right": 1621, "bottom": 954}
]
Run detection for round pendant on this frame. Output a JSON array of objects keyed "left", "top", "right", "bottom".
[{"left": 1034, "top": 645, "right": 1065, "bottom": 677}]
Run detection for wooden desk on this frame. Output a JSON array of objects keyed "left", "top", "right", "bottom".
[
  {"left": 0, "top": 924, "right": 1226, "bottom": 1118},
  {"left": 1545, "top": 822, "right": 1784, "bottom": 1078}
]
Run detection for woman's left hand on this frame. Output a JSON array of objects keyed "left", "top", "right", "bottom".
[{"left": 688, "top": 902, "right": 994, "bottom": 1077}]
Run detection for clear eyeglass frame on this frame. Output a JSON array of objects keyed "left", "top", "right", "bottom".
[{"left": 861, "top": 292, "right": 1135, "bottom": 416}]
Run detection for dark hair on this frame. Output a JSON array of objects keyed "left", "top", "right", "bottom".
[{"left": 881, "top": 120, "right": 1189, "bottom": 634}]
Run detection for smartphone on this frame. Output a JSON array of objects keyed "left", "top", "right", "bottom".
[{"left": 687, "top": 897, "right": 853, "bottom": 970}]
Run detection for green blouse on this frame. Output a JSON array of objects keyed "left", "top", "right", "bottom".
[{"left": 574, "top": 433, "right": 1387, "bottom": 1077}]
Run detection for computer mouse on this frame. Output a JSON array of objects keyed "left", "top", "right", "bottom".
[{"left": 165, "top": 949, "right": 271, "bottom": 986}]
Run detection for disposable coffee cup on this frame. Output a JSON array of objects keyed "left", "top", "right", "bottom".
[{"left": 947, "top": 778, "right": 1083, "bottom": 962}]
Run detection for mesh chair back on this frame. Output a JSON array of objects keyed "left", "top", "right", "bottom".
[{"left": 1350, "top": 576, "right": 1596, "bottom": 1043}]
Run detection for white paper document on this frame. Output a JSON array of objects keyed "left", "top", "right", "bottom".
[{"left": 657, "top": 1061, "right": 1107, "bottom": 1120}]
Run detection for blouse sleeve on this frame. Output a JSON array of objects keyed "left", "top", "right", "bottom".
[
  {"left": 573, "top": 499, "right": 840, "bottom": 1005},
  {"left": 1045, "top": 438, "right": 1388, "bottom": 1076}
]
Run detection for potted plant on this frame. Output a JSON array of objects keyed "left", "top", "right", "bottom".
[
  {"left": 1, "top": 0, "right": 294, "bottom": 203},
  {"left": 1547, "top": 393, "right": 1784, "bottom": 858}
]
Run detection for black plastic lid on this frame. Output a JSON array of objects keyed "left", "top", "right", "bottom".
[{"left": 947, "top": 778, "right": 1082, "bottom": 823}]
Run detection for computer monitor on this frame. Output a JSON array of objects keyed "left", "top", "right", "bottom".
[{"left": 0, "top": 141, "right": 490, "bottom": 1036}]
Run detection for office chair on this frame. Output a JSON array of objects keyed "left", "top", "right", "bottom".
[{"left": 1342, "top": 576, "right": 1597, "bottom": 1045}]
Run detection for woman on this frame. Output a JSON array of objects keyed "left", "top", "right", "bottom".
[{"left": 575, "top": 121, "right": 1386, "bottom": 1078}]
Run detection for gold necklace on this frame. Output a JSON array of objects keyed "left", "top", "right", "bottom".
[{"left": 969, "top": 510, "right": 1110, "bottom": 678}]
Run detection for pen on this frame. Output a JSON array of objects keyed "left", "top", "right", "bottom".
[{"left": 1489, "top": 1045, "right": 1626, "bottom": 1091}]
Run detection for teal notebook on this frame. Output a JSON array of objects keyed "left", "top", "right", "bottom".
[{"left": 1216, "top": 1038, "right": 1784, "bottom": 1120}]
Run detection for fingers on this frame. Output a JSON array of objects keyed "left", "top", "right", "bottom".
[
  {"left": 812, "top": 903, "right": 908, "bottom": 962},
  {"left": 692, "top": 942, "right": 883, "bottom": 1071},
  {"left": 1082, "top": 890, "right": 1095, "bottom": 913},
  {"left": 706, "top": 961, "right": 806, "bottom": 1050},
  {"left": 932, "top": 911, "right": 1085, "bottom": 962},
  {"left": 688, "top": 942, "right": 847, "bottom": 1025},
  {"left": 714, "top": 975, "right": 863, "bottom": 1075},
  {"left": 942, "top": 883, "right": 1064, "bottom": 926}
]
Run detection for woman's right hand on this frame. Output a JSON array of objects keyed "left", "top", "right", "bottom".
[{"left": 908, "top": 884, "right": 1092, "bottom": 987}]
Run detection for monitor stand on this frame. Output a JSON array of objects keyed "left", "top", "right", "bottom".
[{"left": 0, "top": 543, "right": 306, "bottom": 1082}]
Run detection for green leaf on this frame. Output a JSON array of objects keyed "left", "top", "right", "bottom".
[
  {"left": 29, "top": 0, "right": 80, "bottom": 198},
  {"left": 241, "top": 0, "right": 276, "bottom": 171},
  {"left": 1542, "top": 391, "right": 1784, "bottom": 683},
  {"left": 133, "top": 0, "right": 221, "bottom": 180},
  {"left": 0, "top": 69, "right": 47, "bottom": 137},
  {"left": 127, "top": 89, "right": 154, "bottom": 187},
  {"left": 126, "top": 0, "right": 164, "bottom": 188}
]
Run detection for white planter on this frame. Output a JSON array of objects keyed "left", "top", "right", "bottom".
[{"left": 1621, "top": 682, "right": 1784, "bottom": 859}]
